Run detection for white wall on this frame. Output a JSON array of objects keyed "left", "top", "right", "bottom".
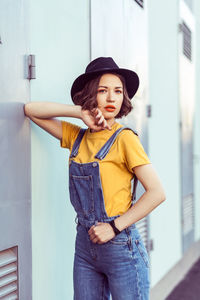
[
  {"left": 29, "top": 1, "right": 90, "bottom": 299},
  {"left": 147, "top": 0, "right": 182, "bottom": 286}
]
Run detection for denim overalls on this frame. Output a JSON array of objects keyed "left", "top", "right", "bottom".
[{"left": 69, "top": 127, "right": 150, "bottom": 300}]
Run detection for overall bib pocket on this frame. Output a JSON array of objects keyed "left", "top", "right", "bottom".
[{"left": 69, "top": 174, "right": 94, "bottom": 217}]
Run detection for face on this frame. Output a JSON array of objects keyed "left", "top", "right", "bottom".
[{"left": 96, "top": 73, "right": 124, "bottom": 122}]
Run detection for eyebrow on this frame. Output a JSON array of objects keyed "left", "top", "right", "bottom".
[{"left": 98, "top": 85, "right": 123, "bottom": 89}]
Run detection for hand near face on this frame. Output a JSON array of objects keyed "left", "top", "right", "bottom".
[
  {"left": 88, "top": 222, "right": 116, "bottom": 244},
  {"left": 81, "top": 108, "right": 111, "bottom": 132}
]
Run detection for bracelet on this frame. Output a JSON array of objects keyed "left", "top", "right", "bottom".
[{"left": 109, "top": 220, "right": 121, "bottom": 235}]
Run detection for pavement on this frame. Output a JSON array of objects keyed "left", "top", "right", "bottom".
[{"left": 165, "top": 258, "right": 200, "bottom": 300}]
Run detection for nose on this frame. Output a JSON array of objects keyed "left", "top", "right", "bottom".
[{"left": 107, "top": 90, "right": 115, "bottom": 102}]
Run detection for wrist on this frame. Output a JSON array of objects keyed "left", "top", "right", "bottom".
[
  {"left": 113, "top": 217, "right": 124, "bottom": 232},
  {"left": 75, "top": 105, "right": 82, "bottom": 119},
  {"left": 64, "top": 105, "right": 82, "bottom": 119},
  {"left": 109, "top": 219, "right": 121, "bottom": 235}
]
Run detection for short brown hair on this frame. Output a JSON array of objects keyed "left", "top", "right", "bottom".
[{"left": 72, "top": 73, "right": 133, "bottom": 119}]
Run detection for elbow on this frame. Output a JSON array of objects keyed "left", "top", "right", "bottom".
[
  {"left": 24, "top": 103, "right": 32, "bottom": 117},
  {"left": 154, "top": 183, "right": 166, "bottom": 203},
  {"left": 149, "top": 187, "right": 166, "bottom": 204},
  {"left": 161, "top": 192, "right": 166, "bottom": 202},
  {"left": 159, "top": 188, "right": 166, "bottom": 203}
]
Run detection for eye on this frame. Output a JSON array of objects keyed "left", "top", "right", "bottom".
[
  {"left": 98, "top": 89, "right": 106, "bottom": 93},
  {"left": 115, "top": 90, "right": 122, "bottom": 94}
]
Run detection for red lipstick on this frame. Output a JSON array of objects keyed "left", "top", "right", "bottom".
[{"left": 105, "top": 105, "right": 116, "bottom": 112}]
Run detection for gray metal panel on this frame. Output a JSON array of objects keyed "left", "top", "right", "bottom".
[
  {"left": 0, "top": 0, "right": 32, "bottom": 299},
  {"left": 180, "top": 119, "right": 195, "bottom": 253},
  {"left": 179, "top": 16, "right": 195, "bottom": 254},
  {"left": 0, "top": 104, "right": 32, "bottom": 300}
]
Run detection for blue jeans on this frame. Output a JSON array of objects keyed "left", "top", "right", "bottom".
[{"left": 73, "top": 223, "right": 150, "bottom": 300}]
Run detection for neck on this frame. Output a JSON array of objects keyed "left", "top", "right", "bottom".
[{"left": 107, "top": 119, "right": 116, "bottom": 127}]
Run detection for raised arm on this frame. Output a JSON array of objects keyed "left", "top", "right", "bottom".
[
  {"left": 24, "top": 102, "right": 82, "bottom": 140},
  {"left": 24, "top": 102, "right": 111, "bottom": 140}
]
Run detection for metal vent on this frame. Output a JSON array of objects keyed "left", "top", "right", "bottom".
[
  {"left": 182, "top": 194, "right": 194, "bottom": 235},
  {"left": 182, "top": 22, "right": 192, "bottom": 61},
  {"left": 0, "top": 247, "right": 18, "bottom": 299},
  {"left": 134, "top": 0, "right": 144, "bottom": 9}
]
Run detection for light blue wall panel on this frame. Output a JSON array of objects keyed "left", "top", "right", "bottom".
[
  {"left": 29, "top": 1, "right": 90, "bottom": 299},
  {"left": 147, "top": 0, "right": 181, "bottom": 287}
]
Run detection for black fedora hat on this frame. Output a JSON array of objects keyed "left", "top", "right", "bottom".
[{"left": 71, "top": 57, "right": 139, "bottom": 102}]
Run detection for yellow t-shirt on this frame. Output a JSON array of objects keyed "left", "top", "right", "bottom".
[{"left": 60, "top": 121, "right": 151, "bottom": 217}]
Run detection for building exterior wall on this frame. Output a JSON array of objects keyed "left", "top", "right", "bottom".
[
  {"left": 29, "top": 1, "right": 90, "bottom": 299},
  {"left": 1, "top": 0, "right": 200, "bottom": 298},
  {"left": 0, "top": 0, "right": 32, "bottom": 299}
]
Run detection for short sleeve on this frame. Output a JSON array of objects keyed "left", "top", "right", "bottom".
[
  {"left": 60, "top": 121, "right": 81, "bottom": 150},
  {"left": 119, "top": 130, "right": 151, "bottom": 172}
]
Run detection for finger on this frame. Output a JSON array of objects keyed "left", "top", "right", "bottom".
[
  {"left": 101, "top": 119, "right": 111, "bottom": 130},
  {"left": 103, "top": 119, "right": 109, "bottom": 129},
  {"left": 89, "top": 233, "right": 96, "bottom": 240},
  {"left": 97, "top": 115, "right": 105, "bottom": 125},
  {"left": 88, "top": 225, "right": 95, "bottom": 234},
  {"left": 95, "top": 110, "right": 102, "bottom": 119},
  {"left": 91, "top": 237, "right": 99, "bottom": 244},
  {"left": 92, "top": 108, "right": 100, "bottom": 117}
]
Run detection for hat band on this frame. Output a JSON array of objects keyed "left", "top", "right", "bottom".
[{"left": 86, "top": 67, "right": 119, "bottom": 74}]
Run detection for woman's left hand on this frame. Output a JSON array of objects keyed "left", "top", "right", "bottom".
[{"left": 88, "top": 222, "right": 115, "bottom": 244}]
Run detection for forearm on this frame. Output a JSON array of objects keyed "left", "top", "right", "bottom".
[
  {"left": 24, "top": 102, "right": 81, "bottom": 119},
  {"left": 115, "top": 189, "right": 166, "bottom": 232}
]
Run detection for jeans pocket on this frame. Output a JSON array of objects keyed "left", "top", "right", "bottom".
[
  {"left": 109, "top": 231, "right": 129, "bottom": 245},
  {"left": 134, "top": 238, "right": 150, "bottom": 268}
]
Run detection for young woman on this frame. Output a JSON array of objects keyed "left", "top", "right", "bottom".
[{"left": 24, "top": 57, "right": 166, "bottom": 300}]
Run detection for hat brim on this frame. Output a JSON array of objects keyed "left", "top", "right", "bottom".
[{"left": 70, "top": 68, "right": 139, "bottom": 102}]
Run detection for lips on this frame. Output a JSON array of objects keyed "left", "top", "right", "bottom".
[{"left": 105, "top": 105, "right": 116, "bottom": 112}]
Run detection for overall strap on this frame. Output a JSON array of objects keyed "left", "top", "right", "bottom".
[
  {"left": 95, "top": 126, "right": 138, "bottom": 204},
  {"left": 95, "top": 126, "right": 138, "bottom": 160},
  {"left": 70, "top": 128, "right": 87, "bottom": 158},
  {"left": 132, "top": 175, "right": 138, "bottom": 203}
]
